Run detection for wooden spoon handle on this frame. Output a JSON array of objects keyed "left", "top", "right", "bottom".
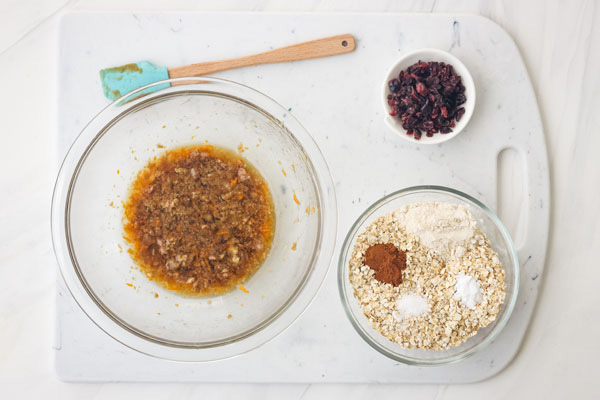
[{"left": 168, "top": 34, "right": 355, "bottom": 78}]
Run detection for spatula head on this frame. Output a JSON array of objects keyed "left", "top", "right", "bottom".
[{"left": 100, "top": 61, "right": 170, "bottom": 101}]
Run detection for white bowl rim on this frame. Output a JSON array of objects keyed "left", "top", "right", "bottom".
[{"left": 382, "top": 48, "right": 476, "bottom": 145}]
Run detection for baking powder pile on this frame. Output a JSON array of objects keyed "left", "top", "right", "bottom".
[
  {"left": 349, "top": 202, "right": 506, "bottom": 350},
  {"left": 454, "top": 273, "right": 483, "bottom": 309}
]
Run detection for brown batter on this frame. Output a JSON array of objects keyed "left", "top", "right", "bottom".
[{"left": 123, "top": 145, "right": 275, "bottom": 296}]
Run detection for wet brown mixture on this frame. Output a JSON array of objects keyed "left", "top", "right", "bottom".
[{"left": 123, "top": 145, "right": 275, "bottom": 295}]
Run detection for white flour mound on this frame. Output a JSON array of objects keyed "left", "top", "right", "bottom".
[{"left": 392, "top": 202, "right": 476, "bottom": 258}]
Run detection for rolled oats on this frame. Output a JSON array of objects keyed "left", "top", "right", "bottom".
[{"left": 349, "top": 203, "right": 506, "bottom": 350}]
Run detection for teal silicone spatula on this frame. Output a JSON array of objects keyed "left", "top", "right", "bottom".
[{"left": 100, "top": 34, "right": 355, "bottom": 101}]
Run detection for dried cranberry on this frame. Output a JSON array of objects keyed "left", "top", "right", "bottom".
[
  {"left": 416, "top": 82, "right": 428, "bottom": 96},
  {"left": 387, "top": 60, "right": 467, "bottom": 140},
  {"left": 388, "top": 79, "right": 401, "bottom": 93}
]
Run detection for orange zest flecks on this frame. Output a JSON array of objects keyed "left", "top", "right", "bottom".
[
  {"left": 291, "top": 164, "right": 296, "bottom": 173},
  {"left": 227, "top": 314, "right": 233, "bottom": 319},
  {"left": 126, "top": 282, "right": 136, "bottom": 289},
  {"left": 293, "top": 191, "right": 300, "bottom": 205},
  {"left": 162, "top": 125, "right": 166, "bottom": 128},
  {"left": 282, "top": 168, "right": 287, "bottom": 176},
  {"left": 157, "top": 143, "right": 165, "bottom": 149},
  {"left": 117, "top": 169, "right": 120, "bottom": 175},
  {"left": 239, "top": 285, "right": 249, "bottom": 293},
  {"left": 291, "top": 242, "right": 297, "bottom": 251}
]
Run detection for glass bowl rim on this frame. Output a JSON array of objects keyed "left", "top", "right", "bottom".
[
  {"left": 337, "top": 185, "right": 519, "bottom": 366},
  {"left": 51, "top": 77, "right": 338, "bottom": 362}
]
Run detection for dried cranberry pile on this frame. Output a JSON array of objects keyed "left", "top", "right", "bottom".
[{"left": 387, "top": 61, "right": 466, "bottom": 140}]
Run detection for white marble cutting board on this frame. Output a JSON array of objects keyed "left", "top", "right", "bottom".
[{"left": 54, "top": 11, "right": 549, "bottom": 383}]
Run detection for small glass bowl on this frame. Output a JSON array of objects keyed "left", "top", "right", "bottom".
[
  {"left": 338, "top": 186, "right": 518, "bottom": 366},
  {"left": 52, "top": 78, "right": 337, "bottom": 361}
]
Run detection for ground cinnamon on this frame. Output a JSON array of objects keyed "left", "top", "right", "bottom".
[{"left": 364, "top": 243, "right": 407, "bottom": 286}]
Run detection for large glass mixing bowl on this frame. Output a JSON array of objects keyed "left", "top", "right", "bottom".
[{"left": 51, "top": 78, "right": 337, "bottom": 361}]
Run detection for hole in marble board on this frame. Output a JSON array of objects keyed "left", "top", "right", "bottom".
[{"left": 496, "top": 147, "right": 527, "bottom": 248}]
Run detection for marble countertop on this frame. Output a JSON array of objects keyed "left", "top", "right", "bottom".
[{"left": 1, "top": 0, "right": 598, "bottom": 399}]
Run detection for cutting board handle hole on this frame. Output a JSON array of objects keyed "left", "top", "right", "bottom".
[{"left": 496, "top": 147, "right": 527, "bottom": 249}]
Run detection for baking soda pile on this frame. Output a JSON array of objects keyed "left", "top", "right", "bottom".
[{"left": 349, "top": 202, "right": 506, "bottom": 350}]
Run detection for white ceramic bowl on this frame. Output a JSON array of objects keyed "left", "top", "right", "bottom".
[{"left": 382, "top": 48, "right": 476, "bottom": 145}]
